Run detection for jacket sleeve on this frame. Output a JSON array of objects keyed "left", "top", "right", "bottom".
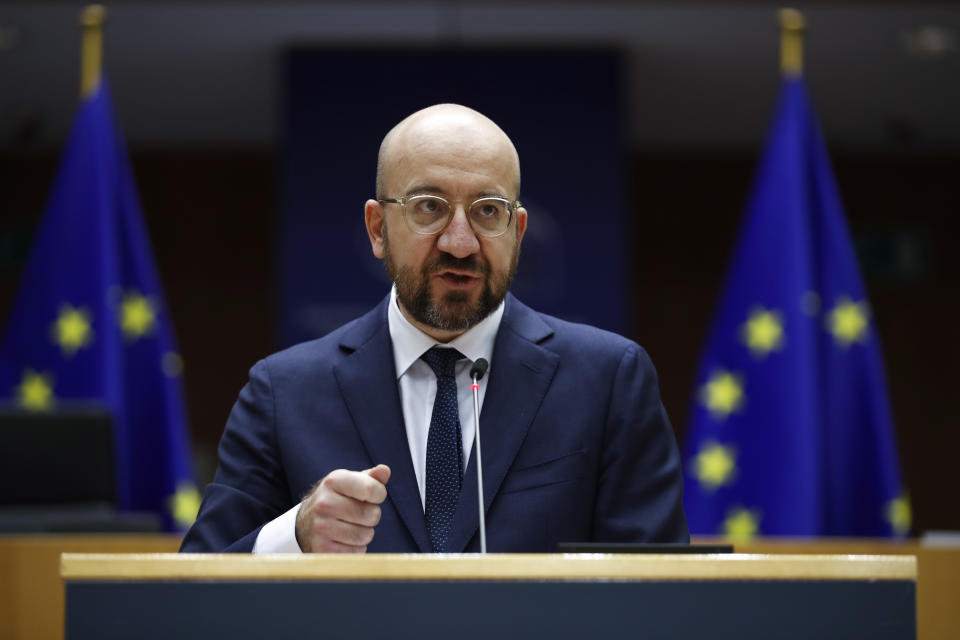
[
  {"left": 180, "top": 359, "right": 294, "bottom": 552},
  {"left": 591, "top": 344, "right": 690, "bottom": 543}
]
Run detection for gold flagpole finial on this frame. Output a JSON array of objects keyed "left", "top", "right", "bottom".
[
  {"left": 778, "top": 8, "right": 806, "bottom": 78},
  {"left": 79, "top": 4, "right": 106, "bottom": 98}
]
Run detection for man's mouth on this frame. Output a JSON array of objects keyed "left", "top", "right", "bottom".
[{"left": 437, "top": 270, "right": 481, "bottom": 286}]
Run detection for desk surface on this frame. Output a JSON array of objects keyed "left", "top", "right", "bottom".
[
  {"left": 60, "top": 552, "right": 917, "bottom": 581},
  {"left": 60, "top": 553, "right": 919, "bottom": 640},
  {"left": 5, "top": 538, "right": 946, "bottom": 640}
]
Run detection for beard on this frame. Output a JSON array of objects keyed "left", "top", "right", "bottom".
[{"left": 383, "top": 227, "right": 519, "bottom": 332}]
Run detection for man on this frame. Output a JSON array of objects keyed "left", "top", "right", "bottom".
[{"left": 181, "top": 104, "right": 688, "bottom": 553}]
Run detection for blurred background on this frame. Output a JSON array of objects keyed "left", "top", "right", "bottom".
[{"left": 1, "top": 1, "right": 958, "bottom": 534}]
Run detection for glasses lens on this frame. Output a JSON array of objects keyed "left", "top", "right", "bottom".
[
  {"left": 405, "top": 196, "right": 450, "bottom": 234},
  {"left": 469, "top": 198, "right": 511, "bottom": 236}
]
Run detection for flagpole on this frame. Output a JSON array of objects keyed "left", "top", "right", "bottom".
[
  {"left": 778, "top": 8, "right": 805, "bottom": 77},
  {"left": 79, "top": 4, "right": 106, "bottom": 98}
]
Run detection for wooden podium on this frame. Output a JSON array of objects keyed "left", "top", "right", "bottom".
[{"left": 61, "top": 553, "right": 916, "bottom": 639}]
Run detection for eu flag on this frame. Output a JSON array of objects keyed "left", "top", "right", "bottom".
[
  {"left": 683, "top": 76, "right": 908, "bottom": 538},
  {"left": 0, "top": 78, "right": 199, "bottom": 530}
]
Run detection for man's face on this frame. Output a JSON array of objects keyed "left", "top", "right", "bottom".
[
  {"left": 367, "top": 117, "right": 527, "bottom": 338},
  {"left": 382, "top": 210, "right": 520, "bottom": 333}
]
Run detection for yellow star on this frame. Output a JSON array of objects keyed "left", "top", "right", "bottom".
[
  {"left": 886, "top": 494, "right": 911, "bottom": 536},
  {"left": 16, "top": 369, "right": 55, "bottom": 412},
  {"left": 168, "top": 483, "right": 202, "bottom": 529},
  {"left": 51, "top": 304, "right": 94, "bottom": 357},
  {"left": 693, "top": 441, "right": 737, "bottom": 490},
  {"left": 826, "top": 296, "right": 869, "bottom": 347},
  {"left": 723, "top": 507, "right": 760, "bottom": 541},
  {"left": 741, "top": 307, "right": 784, "bottom": 358},
  {"left": 700, "top": 370, "right": 744, "bottom": 419},
  {"left": 120, "top": 291, "right": 156, "bottom": 340}
]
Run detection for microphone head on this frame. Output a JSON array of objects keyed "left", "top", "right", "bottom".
[{"left": 470, "top": 358, "right": 489, "bottom": 381}]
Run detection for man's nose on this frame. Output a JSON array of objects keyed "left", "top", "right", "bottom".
[{"left": 436, "top": 205, "right": 480, "bottom": 258}]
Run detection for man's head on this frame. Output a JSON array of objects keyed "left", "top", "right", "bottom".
[{"left": 365, "top": 104, "right": 527, "bottom": 342}]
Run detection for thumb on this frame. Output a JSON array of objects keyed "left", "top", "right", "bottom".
[{"left": 365, "top": 463, "right": 391, "bottom": 486}]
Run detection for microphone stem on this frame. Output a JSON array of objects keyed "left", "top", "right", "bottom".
[{"left": 472, "top": 373, "right": 486, "bottom": 554}]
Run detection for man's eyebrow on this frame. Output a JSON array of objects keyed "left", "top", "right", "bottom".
[
  {"left": 405, "top": 186, "right": 510, "bottom": 199},
  {"left": 476, "top": 189, "right": 509, "bottom": 199},
  {"left": 405, "top": 185, "right": 443, "bottom": 196}
]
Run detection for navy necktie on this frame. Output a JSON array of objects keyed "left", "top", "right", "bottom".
[{"left": 421, "top": 346, "right": 464, "bottom": 552}]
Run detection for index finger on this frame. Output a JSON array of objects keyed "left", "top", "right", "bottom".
[{"left": 325, "top": 469, "right": 388, "bottom": 504}]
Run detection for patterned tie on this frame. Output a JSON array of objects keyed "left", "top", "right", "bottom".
[{"left": 421, "top": 346, "right": 465, "bottom": 552}]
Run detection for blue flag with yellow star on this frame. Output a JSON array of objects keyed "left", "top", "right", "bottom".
[
  {"left": 0, "top": 78, "right": 199, "bottom": 530},
  {"left": 683, "top": 76, "right": 907, "bottom": 539}
]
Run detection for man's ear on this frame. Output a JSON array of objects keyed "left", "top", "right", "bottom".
[
  {"left": 365, "top": 199, "right": 385, "bottom": 259},
  {"left": 515, "top": 206, "right": 528, "bottom": 244}
]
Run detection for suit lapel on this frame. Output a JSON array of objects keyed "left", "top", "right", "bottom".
[
  {"left": 333, "top": 300, "right": 431, "bottom": 552},
  {"left": 447, "top": 295, "right": 559, "bottom": 552}
]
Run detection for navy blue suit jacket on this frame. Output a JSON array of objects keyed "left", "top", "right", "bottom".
[{"left": 181, "top": 295, "right": 688, "bottom": 552}]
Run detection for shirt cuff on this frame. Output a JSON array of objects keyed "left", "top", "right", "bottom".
[{"left": 252, "top": 502, "right": 303, "bottom": 554}]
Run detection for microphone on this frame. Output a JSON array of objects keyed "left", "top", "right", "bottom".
[
  {"left": 469, "top": 359, "right": 488, "bottom": 382},
  {"left": 469, "top": 358, "right": 489, "bottom": 553}
]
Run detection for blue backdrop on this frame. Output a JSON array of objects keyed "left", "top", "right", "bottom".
[{"left": 280, "top": 48, "right": 628, "bottom": 346}]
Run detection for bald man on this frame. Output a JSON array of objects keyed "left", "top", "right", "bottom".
[{"left": 181, "top": 105, "right": 688, "bottom": 553}]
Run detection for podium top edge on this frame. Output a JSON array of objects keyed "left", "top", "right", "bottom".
[{"left": 60, "top": 553, "right": 917, "bottom": 581}]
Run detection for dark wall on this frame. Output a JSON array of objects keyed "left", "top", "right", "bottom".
[{"left": 2, "top": 150, "right": 957, "bottom": 532}]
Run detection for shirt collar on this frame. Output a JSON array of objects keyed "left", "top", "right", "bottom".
[{"left": 387, "top": 285, "right": 504, "bottom": 379}]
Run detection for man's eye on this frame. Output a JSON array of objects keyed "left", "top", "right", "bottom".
[
  {"left": 414, "top": 198, "right": 444, "bottom": 215},
  {"left": 474, "top": 201, "right": 505, "bottom": 218}
]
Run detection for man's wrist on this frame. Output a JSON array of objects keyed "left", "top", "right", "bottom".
[
  {"left": 294, "top": 501, "right": 308, "bottom": 552},
  {"left": 251, "top": 502, "right": 304, "bottom": 554}
]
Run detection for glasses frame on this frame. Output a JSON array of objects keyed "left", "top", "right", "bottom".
[{"left": 378, "top": 194, "right": 523, "bottom": 238}]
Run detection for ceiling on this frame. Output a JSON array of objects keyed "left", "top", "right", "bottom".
[{"left": 1, "top": 2, "right": 958, "bottom": 153}]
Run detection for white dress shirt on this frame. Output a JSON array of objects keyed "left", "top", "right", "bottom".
[{"left": 252, "top": 287, "right": 503, "bottom": 553}]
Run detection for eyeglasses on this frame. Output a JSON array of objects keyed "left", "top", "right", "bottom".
[{"left": 378, "top": 194, "right": 522, "bottom": 238}]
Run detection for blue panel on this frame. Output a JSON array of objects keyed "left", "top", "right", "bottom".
[
  {"left": 281, "top": 48, "right": 626, "bottom": 346},
  {"left": 66, "top": 579, "right": 916, "bottom": 640}
]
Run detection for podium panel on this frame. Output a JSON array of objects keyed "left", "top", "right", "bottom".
[{"left": 61, "top": 554, "right": 916, "bottom": 640}]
